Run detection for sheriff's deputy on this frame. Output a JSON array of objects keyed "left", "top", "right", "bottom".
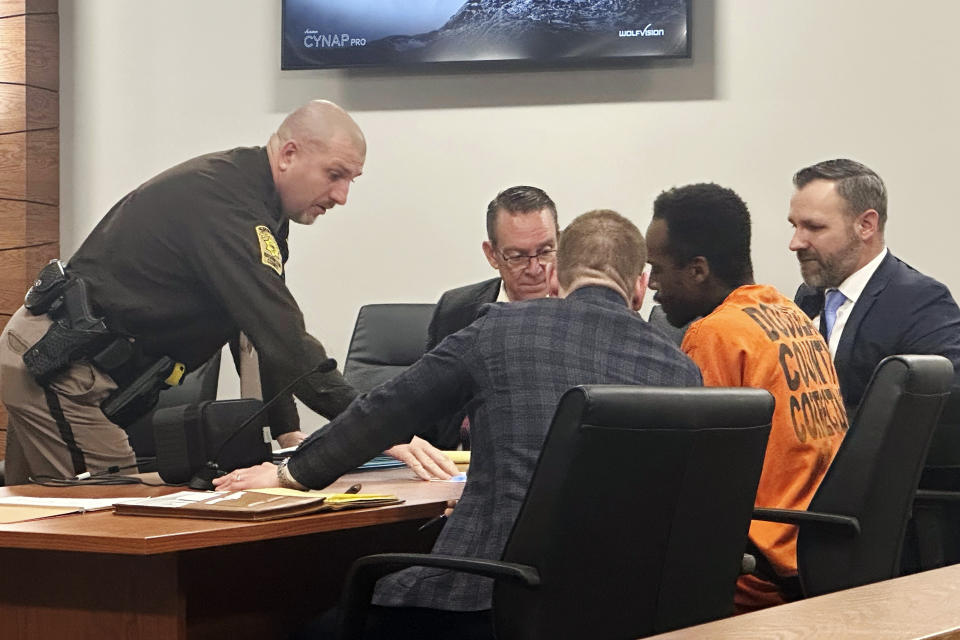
[{"left": 0, "top": 100, "right": 456, "bottom": 485}]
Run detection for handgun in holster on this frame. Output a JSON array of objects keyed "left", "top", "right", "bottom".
[
  {"left": 21, "top": 259, "right": 186, "bottom": 427},
  {"left": 101, "top": 356, "right": 186, "bottom": 428},
  {"left": 22, "top": 264, "right": 115, "bottom": 384},
  {"left": 24, "top": 259, "right": 68, "bottom": 316}
]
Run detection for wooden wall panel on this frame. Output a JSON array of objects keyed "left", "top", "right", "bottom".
[
  {"left": 0, "top": 314, "right": 6, "bottom": 438},
  {"left": 0, "top": 1, "right": 22, "bottom": 18},
  {"left": 0, "top": 0, "right": 57, "bottom": 19},
  {"left": 0, "top": 83, "right": 57, "bottom": 132},
  {"left": 24, "top": 12, "right": 57, "bottom": 90},
  {"left": 0, "top": 130, "right": 58, "bottom": 204},
  {"left": 0, "top": 244, "right": 58, "bottom": 314},
  {"left": 0, "top": 14, "right": 57, "bottom": 89},
  {"left": 0, "top": 0, "right": 57, "bottom": 456},
  {"left": 0, "top": 200, "right": 58, "bottom": 247},
  {"left": 0, "top": 15, "right": 25, "bottom": 83}
]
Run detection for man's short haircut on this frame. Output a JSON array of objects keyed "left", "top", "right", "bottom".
[
  {"left": 793, "top": 159, "right": 887, "bottom": 230},
  {"left": 486, "top": 186, "right": 559, "bottom": 246},
  {"left": 557, "top": 209, "right": 646, "bottom": 298},
  {"left": 652, "top": 183, "right": 754, "bottom": 288}
]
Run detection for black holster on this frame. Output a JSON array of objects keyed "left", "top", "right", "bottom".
[
  {"left": 20, "top": 260, "right": 184, "bottom": 427},
  {"left": 22, "top": 275, "right": 116, "bottom": 384},
  {"left": 101, "top": 356, "right": 184, "bottom": 428}
]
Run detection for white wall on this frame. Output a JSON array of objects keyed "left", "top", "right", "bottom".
[{"left": 60, "top": 1, "right": 960, "bottom": 422}]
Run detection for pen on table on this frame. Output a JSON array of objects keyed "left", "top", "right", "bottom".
[
  {"left": 345, "top": 483, "right": 362, "bottom": 494},
  {"left": 418, "top": 514, "right": 447, "bottom": 532}
]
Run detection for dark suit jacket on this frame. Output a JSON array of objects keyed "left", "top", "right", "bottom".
[
  {"left": 795, "top": 252, "right": 960, "bottom": 415},
  {"left": 426, "top": 277, "right": 501, "bottom": 351},
  {"left": 289, "top": 285, "right": 703, "bottom": 611},
  {"left": 421, "top": 277, "right": 502, "bottom": 448}
]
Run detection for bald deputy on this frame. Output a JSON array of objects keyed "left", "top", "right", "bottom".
[{"left": 1, "top": 100, "right": 376, "bottom": 484}]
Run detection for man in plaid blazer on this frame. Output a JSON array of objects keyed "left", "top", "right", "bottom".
[{"left": 219, "top": 210, "right": 702, "bottom": 639}]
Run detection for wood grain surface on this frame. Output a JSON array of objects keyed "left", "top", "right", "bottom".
[
  {"left": 0, "top": 129, "right": 58, "bottom": 203},
  {"left": 0, "top": 468, "right": 463, "bottom": 639},
  {"left": 0, "top": 0, "right": 57, "bottom": 465},
  {"left": 0, "top": 468, "right": 464, "bottom": 554},
  {"left": 0, "top": 13, "right": 57, "bottom": 89},
  {"left": 647, "top": 563, "right": 960, "bottom": 640},
  {"left": 0, "top": 313, "right": 7, "bottom": 450},
  {"left": 0, "top": 83, "right": 57, "bottom": 132},
  {"left": 0, "top": 199, "right": 58, "bottom": 247},
  {"left": 0, "top": 0, "right": 57, "bottom": 19},
  {"left": 0, "top": 242, "right": 59, "bottom": 314}
]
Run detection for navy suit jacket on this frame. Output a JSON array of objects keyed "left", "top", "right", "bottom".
[
  {"left": 795, "top": 252, "right": 960, "bottom": 414},
  {"left": 289, "top": 285, "right": 702, "bottom": 611}
]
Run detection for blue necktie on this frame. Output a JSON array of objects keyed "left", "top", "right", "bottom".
[{"left": 822, "top": 289, "right": 847, "bottom": 342}]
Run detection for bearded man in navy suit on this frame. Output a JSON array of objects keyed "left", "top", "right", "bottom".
[{"left": 790, "top": 159, "right": 960, "bottom": 416}]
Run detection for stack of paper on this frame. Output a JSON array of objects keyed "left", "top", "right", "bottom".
[
  {"left": 113, "top": 489, "right": 402, "bottom": 521},
  {"left": 444, "top": 451, "right": 470, "bottom": 472},
  {"left": 0, "top": 496, "right": 143, "bottom": 524},
  {"left": 356, "top": 455, "right": 407, "bottom": 471}
]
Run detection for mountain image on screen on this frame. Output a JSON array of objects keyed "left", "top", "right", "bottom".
[{"left": 283, "top": 0, "right": 688, "bottom": 69}]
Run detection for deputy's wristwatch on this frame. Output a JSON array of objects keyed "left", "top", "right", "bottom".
[{"left": 276, "top": 457, "right": 306, "bottom": 490}]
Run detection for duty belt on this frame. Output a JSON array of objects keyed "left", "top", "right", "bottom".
[{"left": 22, "top": 259, "right": 185, "bottom": 427}]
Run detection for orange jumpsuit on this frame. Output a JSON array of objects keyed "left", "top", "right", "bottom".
[{"left": 682, "top": 285, "right": 848, "bottom": 611}]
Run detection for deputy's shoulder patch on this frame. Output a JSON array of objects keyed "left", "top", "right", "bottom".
[{"left": 255, "top": 225, "right": 283, "bottom": 276}]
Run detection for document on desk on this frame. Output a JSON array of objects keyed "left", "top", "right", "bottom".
[
  {"left": 0, "top": 496, "right": 143, "bottom": 524},
  {"left": 272, "top": 450, "right": 470, "bottom": 472},
  {"left": 252, "top": 488, "right": 403, "bottom": 510},
  {"left": 113, "top": 489, "right": 403, "bottom": 521}
]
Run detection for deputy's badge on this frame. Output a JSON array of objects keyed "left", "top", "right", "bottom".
[{"left": 255, "top": 225, "right": 283, "bottom": 276}]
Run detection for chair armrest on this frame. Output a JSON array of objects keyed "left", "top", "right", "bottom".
[
  {"left": 753, "top": 507, "right": 861, "bottom": 535},
  {"left": 337, "top": 553, "right": 540, "bottom": 640},
  {"left": 915, "top": 489, "right": 960, "bottom": 504}
]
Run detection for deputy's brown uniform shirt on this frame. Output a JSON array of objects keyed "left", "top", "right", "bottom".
[{"left": 68, "top": 146, "right": 356, "bottom": 434}]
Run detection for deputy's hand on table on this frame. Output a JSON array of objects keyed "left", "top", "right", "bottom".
[
  {"left": 211, "top": 462, "right": 280, "bottom": 491},
  {"left": 385, "top": 436, "right": 459, "bottom": 481},
  {"left": 276, "top": 430, "right": 307, "bottom": 449}
]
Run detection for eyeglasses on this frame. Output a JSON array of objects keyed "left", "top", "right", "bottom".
[{"left": 498, "top": 248, "right": 557, "bottom": 271}]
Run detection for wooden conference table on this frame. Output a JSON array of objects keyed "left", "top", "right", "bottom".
[
  {"left": 647, "top": 562, "right": 960, "bottom": 640},
  {"left": 0, "top": 468, "right": 463, "bottom": 640}
]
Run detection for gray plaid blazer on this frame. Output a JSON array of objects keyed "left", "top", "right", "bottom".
[{"left": 289, "top": 285, "right": 703, "bottom": 611}]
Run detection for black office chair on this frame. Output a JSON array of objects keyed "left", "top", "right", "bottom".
[
  {"left": 343, "top": 304, "right": 436, "bottom": 393},
  {"left": 752, "top": 354, "right": 953, "bottom": 598},
  {"left": 902, "top": 385, "right": 960, "bottom": 571},
  {"left": 126, "top": 350, "right": 222, "bottom": 471},
  {"left": 335, "top": 385, "right": 775, "bottom": 640}
]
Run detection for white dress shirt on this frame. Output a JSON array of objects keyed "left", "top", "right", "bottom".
[
  {"left": 496, "top": 279, "right": 510, "bottom": 303},
  {"left": 814, "top": 247, "right": 888, "bottom": 356}
]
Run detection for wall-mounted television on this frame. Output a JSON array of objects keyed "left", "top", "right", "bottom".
[{"left": 281, "top": 0, "right": 690, "bottom": 70}]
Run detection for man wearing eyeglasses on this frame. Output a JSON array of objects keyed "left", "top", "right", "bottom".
[{"left": 422, "top": 186, "right": 560, "bottom": 448}]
